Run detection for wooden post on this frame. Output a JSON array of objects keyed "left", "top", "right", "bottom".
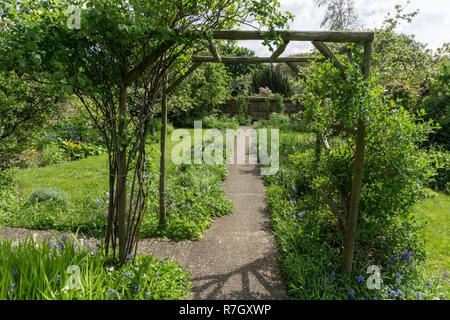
[
  {"left": 341, "top": 41, "right": 372, "bottom": 276},
  {"left": 159, "top": 71, "right": 168, "bottom": 230},
  {"left": 341, "top": 119, "right": 366, "bottom": 276},
  {"left": 209, "top": 40, "right": 222, "bottom": 62}
]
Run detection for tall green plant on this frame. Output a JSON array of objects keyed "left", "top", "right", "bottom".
[
  {"left": 251, "top": 65, "right": 292, "bottom": 97},
  {"left": 300, "top": 45, "right": 437, "bottom": 276}
]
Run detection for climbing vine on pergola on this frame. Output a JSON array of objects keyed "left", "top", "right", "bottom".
[{"left": 158, "top": 30, "right": 374, "bottom": 276}]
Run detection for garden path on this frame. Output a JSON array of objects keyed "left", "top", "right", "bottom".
[{"left": 139, "top": 126, "right": 286, "bottom": 299}]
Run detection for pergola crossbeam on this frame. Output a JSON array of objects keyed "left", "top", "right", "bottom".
[
  {"left": 192, "top": 56, "right": 318, "bottom": 63},
  {"left": 312, "top": 41, "right": 346, "bottom": 76},
  {"left": 286, "top": 62, "right": 301, "bottom": 75},
  {"left": 166, "top": 62, "right": 201, "bottom": 94},
  {"left": 210, "top": 30, "right": 374, "bottom": 43},
  {"left": 270, "top": 40, "right": 289, "bottom": 61}
]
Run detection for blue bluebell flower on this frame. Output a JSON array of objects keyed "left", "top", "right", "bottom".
[{"left": 348, "top": 288, "right": 355, "bottom": 299}]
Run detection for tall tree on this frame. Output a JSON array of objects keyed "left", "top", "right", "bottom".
[{"left": 316, "top": 0, "right": 358, "bottom": 30}]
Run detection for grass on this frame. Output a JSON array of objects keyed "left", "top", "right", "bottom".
[
  {"left": 414, "top": 189, "right": 450, "bottom": 278},
  {"left": 14, "top": 153, "right": 109, "bottom": 205},
  {"left": 0, "top": 235, "right": 191, "bottom": 300}
]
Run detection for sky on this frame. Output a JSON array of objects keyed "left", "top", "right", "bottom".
[{"left": 238, "top": 0, "right": 450, "bottom": 57}]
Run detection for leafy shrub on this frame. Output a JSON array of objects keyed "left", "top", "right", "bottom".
[
  {"left": 45, "top": 106, "right": 104, "bottom": 146},
  {"left": 265, "top": 132, "right": 449, "bottom": 299},
  {"left": 201, "top": 114, "right": 239, "bottom": 130},
  {"left": 28, "top": 188, "right": 69, "bottom": 210},
  {"left": 0, "top": 236, "right": 191, "bottom": 300},
  {"left": 421, "top": 60, "right": 450, "bottom": 150},
  {"left": 60, "top": 138, "right": 105, "bottom": 160},
  {"left": 39, "top": 142, "right": 63, "bottom": 166},
  {"left": 169, "top": 63, "right": 232, "bottom": 126},
  {"left": 230, "top": 73, "right": 252, "bottom": 97},
  {"left": 251, "top": 65, "right": 292, "bottom": 97},
  {"left": 141, "top": 163, "right": 233, "bottom": 240},
  {"left": 428, "top": 147, "right": 450, "bottom": 194}
]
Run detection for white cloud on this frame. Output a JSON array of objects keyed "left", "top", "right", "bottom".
[{"left": 239, "top": 0, "right": 450, "bottom": 56}]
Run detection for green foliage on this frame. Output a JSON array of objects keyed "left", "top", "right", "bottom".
[
  {"left": 265, "top": 132, "right": 449, "bottom": 299},
  {"left": 427, "top": 147, "right": 449, "bottom": 194},
  {"left": 254, "top": 112, "right": 300, "bottom": 131},
  {"left": 230, "top": 73, "right": 252, "bottom": 97},
  {"left": 422, "top": 60, "right": 450, "bottom": 150},
  {"left": 141, "top": 163, "right": 233, "bottom": 240},
  {"left": 201, "top": 114, "right": 240, "bottom": 130},
  {"left": 28, "top": 188, "right": 69, "bottom": 210},
  {"left": 39, "top": 142, "right": 64, "bottom": 167},
  {"left": 370, "top": 4, "right": 442, "bottom": 114},
  {"left": 0, "top": 71, "right": 62, "bottom": 170},
  {"left": 169, "top": 63, "right": 232, "bottom": 126},
  {"left": 251, "top": 65, "right": 292, "bottom": 97},
  {"left": 0, "top": 236, "right": 191, "bottom": 300}
]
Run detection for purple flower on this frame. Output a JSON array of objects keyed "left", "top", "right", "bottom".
[
  {"left": 388, "top": 289, "right": 403, "bottom": 297},
  {"left": 348, "top": 288, "right": 355, "bottom": 299},
  {"left": 423, "top": 282, "right": 430, "bottom": 287},
  {"left": 297, "top": 212, "right": 304, "bottom": 218},
  {"left": 9, "top": 283, "right": 15, "bottom": 292},
  {"left": 123, "top": 272, "right": 131, "bottom": 278},
  {"left": 146, "top": 291, "right": 152, "bottom": 297},
  {"left": 356, "top": 275, "right": 364, "bottom": 283}
]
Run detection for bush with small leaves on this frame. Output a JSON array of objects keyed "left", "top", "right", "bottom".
[{"left": 28, "top": 188, "right": 69, "bottom": 210}]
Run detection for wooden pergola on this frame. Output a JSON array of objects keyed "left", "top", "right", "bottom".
[{"left": 160, "top": 30, "right": 374, "bottom": 276}]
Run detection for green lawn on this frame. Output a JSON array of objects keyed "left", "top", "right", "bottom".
[
  {"left": 414, "top": 189, "right": 450, "bottom": 278},
  {"left": 14, "top": 135, "right": 171, "bottom": 205},
  {"left": 15, "top": 153, "right": 110, "bottom": 205}
]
